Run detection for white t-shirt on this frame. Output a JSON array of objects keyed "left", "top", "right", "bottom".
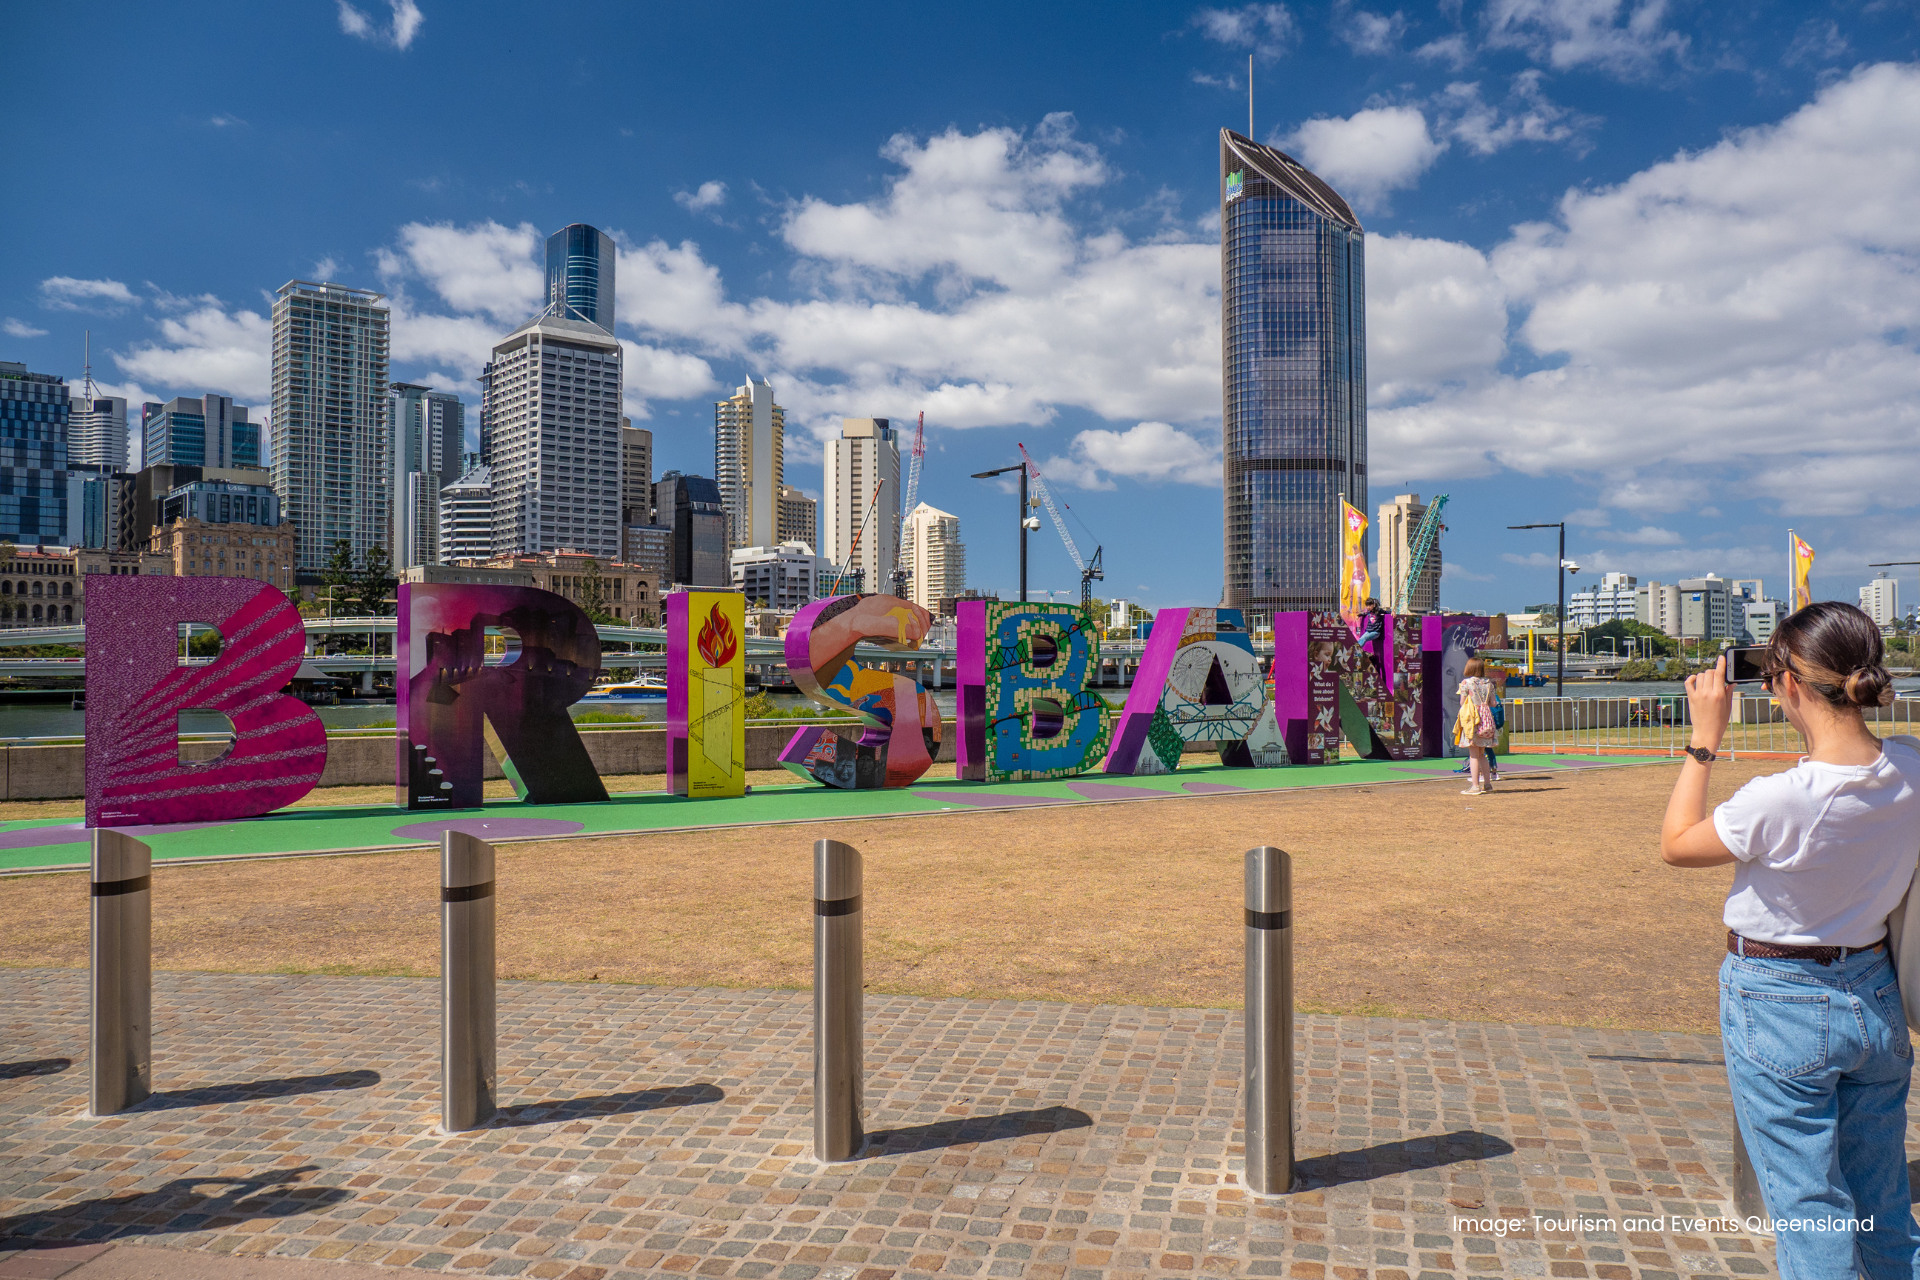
[{"left": 1715, "top": 737, "right": 1920, "bottom": 946}]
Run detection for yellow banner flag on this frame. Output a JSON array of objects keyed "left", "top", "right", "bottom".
[
  {"left": 1791, "top": 532, "right": 1815, "bottom": 611},
  {"left": 1340, "top": 499, "right": 1371, "bottom": 628}
]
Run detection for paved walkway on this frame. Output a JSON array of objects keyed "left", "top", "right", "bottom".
[
  {"left": 0, "top": 755, "right": 1654, "bottom": 875},
  {"left": 0, "top": 970, "right": 1781, "bottom": 1278}
]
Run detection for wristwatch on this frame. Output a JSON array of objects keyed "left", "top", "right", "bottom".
[{"left": 1685, "top": 745, "right": 1717, "bottom": 763}]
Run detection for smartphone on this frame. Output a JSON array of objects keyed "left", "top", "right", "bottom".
[{"left": 1726, "top": 646, "right": 1770, "bottom": 684}]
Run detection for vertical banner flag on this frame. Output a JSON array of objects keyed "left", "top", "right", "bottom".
[
  {"left": 1790, "top": 531, "right": 1815, "bottom": 611},
  {"left": 667, "top": 591, "right": 746, "bottom": 798},
  {"left": 1339, "top": 499, "right": 1371, "bottom": 631}
]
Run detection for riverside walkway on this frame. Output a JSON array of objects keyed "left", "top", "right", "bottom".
[{"left": 0, "top": 969, "right": 1782, "bottom": 1279}]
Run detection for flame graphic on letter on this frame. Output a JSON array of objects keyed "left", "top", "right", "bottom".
[{"left": 697, "top": 602, "right": 737, "bottom": 667}]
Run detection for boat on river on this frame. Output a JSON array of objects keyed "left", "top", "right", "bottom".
[{"left": 581, "top": 675, "right": 668, "bottom": 701}]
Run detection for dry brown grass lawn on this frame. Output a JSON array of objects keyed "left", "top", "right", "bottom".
[{"left": 0, "top": 757, "right": 1763, "bottom": 1034}]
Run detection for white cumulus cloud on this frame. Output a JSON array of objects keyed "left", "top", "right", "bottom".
[
  {"left": 39, "top": 277, "right": 137, "bottom": 313},
  {"left": 1192, "top": 3, "right": 1299, "bottom": 61},
  {"left": 1482, "top": 0, "right": 1686, "bottom": 75},
  {"left": 378, "top": 220, "right": 544, "bottom": 323},
  {"left": 112, "top": 299, "right": 271, "bottom": 402},
  {"left": 1283, "top": 105, "right": 1446, "bottom": 210},
  {"left": 1374, "top": 62, "right": 1920, "bottom": 517},
  {"left": 338, "top": 0, "right": 423, "bottom": 50},
  {"left": 673, "top": 181, "right": 728, "bottom": 214},
  {"left": 3, "top": 319, "right": 48, "bottom": 339}
]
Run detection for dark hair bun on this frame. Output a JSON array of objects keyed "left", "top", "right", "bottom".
[{"left": 1844, "top": 665, "right": 1894, "bottom": 708}]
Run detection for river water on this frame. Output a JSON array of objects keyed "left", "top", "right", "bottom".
[{"left": 11, "top": 677, "right": 1916, "bottom": 741}]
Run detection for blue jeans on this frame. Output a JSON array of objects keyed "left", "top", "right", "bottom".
[{"left": 1720, "top": 948, "right": 1920, "bottom": 1278}]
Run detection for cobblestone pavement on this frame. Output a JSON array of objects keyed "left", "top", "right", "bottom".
[{"left": 0, "top": 969, "right": 1789, "bottom": 1278}]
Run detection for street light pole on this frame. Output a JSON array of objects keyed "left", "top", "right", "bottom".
[
  {"left": 972, "top": 463, "right": 1031, "bottom": 603},
  {"left": 1509, "top": 522, "right": 1568, "bottom": 697}
]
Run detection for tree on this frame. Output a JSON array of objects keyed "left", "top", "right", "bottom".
[
  {"left": 577, "top": 558, "right": 618, "bottom": 624},
  {"left": 322, "top": 540, "right": 356, "bottom": 615},
  {"left": 355, "top": 545, "right": 396, "bottom": 616}
]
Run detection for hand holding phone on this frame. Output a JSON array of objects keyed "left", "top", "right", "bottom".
[{"left": 1726, "top": 646, "right": 1769, "bottom": 684}]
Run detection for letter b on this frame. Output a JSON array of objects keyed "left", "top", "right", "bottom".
[{"left": 85, "top": 577, "right": 327, "bottom": 827}]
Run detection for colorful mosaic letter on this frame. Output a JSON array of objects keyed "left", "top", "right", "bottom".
[
  {"left": 1427, "top": 614, "right": 1492, "bottom": 758},
  {"left": 1287, "top": 610, "right": 1427, "bottom": 764},
  {"left": 1104, "top": 608, "right": 1287, "bottom": 774},
  {"left": 85, "top": 576, "right": 326, "bottom": 827},
  {"left": 667, "top": 591, "right": 745, "bottom": 798},
  {"left": 777, "top": 594, "right": 942, "bottom": 789},
  {"left": 397, "top": 583, "right": 608, "bottom": 810},
  {"left": 956, "top": 601, "right": 1112, "bottom": 782}
]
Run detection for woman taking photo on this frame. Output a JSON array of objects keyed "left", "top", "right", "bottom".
[
  {"left": 1455, "top": 656, "right": 1499, "bottom": 795},
  {"left": 1662, "top": 602, "right": 1920, "bottom": 1277}
]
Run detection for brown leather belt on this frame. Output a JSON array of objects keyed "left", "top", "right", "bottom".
[{"left": 1728, "top": 930, "right": 1886, "bottom": 965}]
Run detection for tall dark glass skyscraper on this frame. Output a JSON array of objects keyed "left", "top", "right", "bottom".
[
  {"left": 544, "top": 223, "right": 616, "bottom": 333},
  {"left": 1219, "top": 129, "right": 1366, "bottom": 615}
]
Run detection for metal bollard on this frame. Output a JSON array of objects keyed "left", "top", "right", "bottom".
[
  {"left": 441, "top": 830, "right": 497, "bottom": 1132},
  {"left": 814, "top": 838, "right": 863, "bottom": 1162},
  {"left": 1243, "top": 846, "right": 1295, "bottom": 1195},
  {"left": 90, "top": 830, "right": 153, "bottom": 1116},
  {"left": 1732, "top": 1119, "right": 1768, "bottom": 1222}
]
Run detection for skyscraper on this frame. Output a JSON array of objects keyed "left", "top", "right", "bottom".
[
  {"left": 905, "top": 501, "right": 965, "bottom": 613},
  {"left": 1219, "top": 130, "right": 1367, "bottom": 615},
  {"left": 482, "top": 310, "right": 623, "bottom": 560},
  {"left": 1375, "top": 493, "right": 1439, "bottom": 614},
  {"left": 390, "top": 383, "right": 466, "bottom": 569},
  {"left": 621, "top": 420, "right": 653, "bottom": 525},
  {"left": 0, "top": 361, "right": 70, "bottom": 546},
  {"left": 776, "top": 484, "right": 817, "bottom": 549},
  {"left": 438, "top": 464, "right": 493, "bottom": 563},
  {"left": 653, "top": 471, "right": 728, "bottom": 587},
  {"left": 822, "top": 417, "right": 898, "bottom": 597},
  {"left": 270, "top": 280, "right": 392, "bottom": 571},
  {"left": 545, "top": 223, "right": 616, "bottom": 333},
  {"left": 142, "top": 395, "right": 261, "bottom": 471},
  {"left": 68, "top": 392, "right": 127, "bottom": 470},
  {"left": 714, "top": 376, "right": 784, "bottom": 553}
]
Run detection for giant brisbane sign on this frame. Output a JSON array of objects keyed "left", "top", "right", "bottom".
[{"left": 78, "top": 576, "right": 1491, "bottom": 826}]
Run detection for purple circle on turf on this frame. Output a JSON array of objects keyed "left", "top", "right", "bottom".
[
  {"left": 389, "top": 818, "right": 586, "bottom": 841},
  {"left": 0, "top": 820, "right": 230, "bottom": 851}
]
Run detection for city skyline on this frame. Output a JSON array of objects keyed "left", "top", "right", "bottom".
[{"left": 4, "top": 3, "right": 1918, "bottom": 611}]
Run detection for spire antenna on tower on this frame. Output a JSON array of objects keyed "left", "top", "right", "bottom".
[
  {"left": 82, "top": 329, "right": 97, "bottom": 399},
  {"left": 1248, "top": 55, "right": 1254, "bottom": 137}
]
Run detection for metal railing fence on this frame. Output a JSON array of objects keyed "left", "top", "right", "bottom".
[{"left": 1504, "top": 695, "right": 1920, "bottom": 758}]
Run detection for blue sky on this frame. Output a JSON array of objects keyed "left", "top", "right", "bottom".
[{"left": 4, "top": 1, "right": 1918, "bottom": 615}]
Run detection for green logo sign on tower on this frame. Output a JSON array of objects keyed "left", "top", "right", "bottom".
[{"left": 1225, "top": 169, "right": 1244, "bottom": 201}]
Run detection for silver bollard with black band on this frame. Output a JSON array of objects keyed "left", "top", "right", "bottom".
[
  {"left": 1243, "top": 845, "right": 1295, "bottom": 1195},
  {"left": 441, "top": 829, "right": 497, "bottom": 1132},
  {"left": 90, "top": 829, "right": 153, "bottom": 1116},
  {"left": 814, "top": 838, "right": 864, "bottom": 1162}
]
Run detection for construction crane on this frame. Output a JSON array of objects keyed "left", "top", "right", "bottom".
[
  {"left": 890, "top": 411, "right": 927, "bottom": 598},
  {"left": 1399, "top": 493, "right": 1449, "bottom": 613},
  {"left": 829, "top": 479, "right": 887, "bottom": 597},
  {"left": 1016, "top": 443, "right": 1104, "bottom": 611}
]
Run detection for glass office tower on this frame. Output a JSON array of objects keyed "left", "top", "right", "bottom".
[
  {"left": 544, "top": 223, "right": 616, "bottom": 334},
  {"left": 1219, "top": 129, "right": 1367, "bottom": 616}
]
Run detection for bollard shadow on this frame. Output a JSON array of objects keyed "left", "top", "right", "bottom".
[
  {"left": 134, "top": 1069, "right": 381, "bottom": 1111},
  {"left": 1910, "top": 1159, "right": 1920, "bottom": 1205},
  {"left": 491, "top": 1081, "right": 723, "bottom": 1127},
  {"left": 0, "top": 1165, "right": 350, "bottom": 1247},
  {"left": 1292, "top": 1129, "right": 1516, "bottom": 1190},
  {"left": 863, "top": 1105, "right": 1094, "bottom": 1157},
  {"left": 0, "top": 1057, "right": 71, "bottom": 1082}
]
